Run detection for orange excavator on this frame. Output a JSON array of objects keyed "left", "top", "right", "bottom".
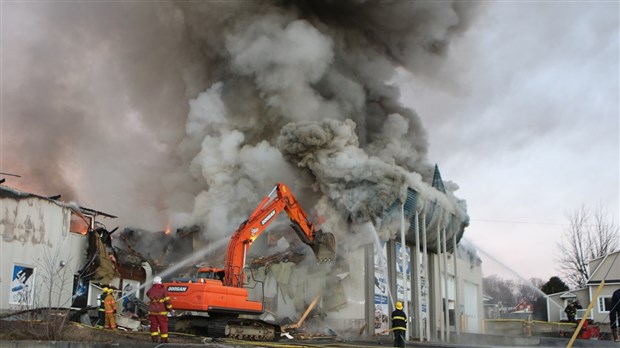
[{"left": 164, "top": 182, "right": 336, "bottom": 340}]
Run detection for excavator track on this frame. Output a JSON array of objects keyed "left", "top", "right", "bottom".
[
  {"left": 172, "top": 315, "right": 280, "bottom": 341},
  {"left": 225, "top": 318, "right": 280, "bottom": 340}
]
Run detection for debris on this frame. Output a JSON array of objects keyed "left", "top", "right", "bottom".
[
  {"left": 115, "top": 315, "right": 141, "bottom": 331},
  {"left": 250, "top": 250, "right": 305, "bottom": 268},
  {"left": 281, "top": 292, "right": 322, "bottom": 332},
  {"left": 281, "top": 332, "right": 294, "bottom": 339}
]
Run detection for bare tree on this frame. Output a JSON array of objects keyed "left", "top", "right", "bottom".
[
  {"left": 557, "top": 204, "right": 620, "bottom": 288},
  {"left": 517, "top": 277, "right": 545, "bottom": 304},
  {"left": 483, "top": 275, "right": 519, "bottom": 307},
  {"left": 28, "top": 249, "right": 75, "bottom": 340}
]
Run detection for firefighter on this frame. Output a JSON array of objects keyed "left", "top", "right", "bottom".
[
  {"left": 391, "top": 301, "right": 407, "bottom": 348},
  {"left": 96, "top": 287, "right": 108, "bottom": 328},
  {"left": 103, "top": 288, "right": 117, "bottom": 330},
  {"left": 147, "top": 276, "right": 173, "bottom": 343},
  {"left": 564, "top": 300, "right": 579, "bottom": 323}
]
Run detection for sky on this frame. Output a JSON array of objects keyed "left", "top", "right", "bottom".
[
  {"left": 400, "top": 1, "right": 619, "bottom": 282},
  {"left": 1, "top": 1, "right": 618, "bottom": 285}
]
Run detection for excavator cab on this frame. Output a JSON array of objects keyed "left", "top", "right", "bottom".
[{"left": 196, "top": 267, "right": 224, "bottom": 281}]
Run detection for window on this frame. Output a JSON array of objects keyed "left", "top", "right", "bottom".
[
  {"left": 598, "top": 296, "right": 612, "bottom": 313},
  {"left": 70, "top": 212, "right": 91, "bottom": 235}
]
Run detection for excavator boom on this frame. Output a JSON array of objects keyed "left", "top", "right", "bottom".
[{"left": 223, "top": 182, "right": 336, "bottom": 287}]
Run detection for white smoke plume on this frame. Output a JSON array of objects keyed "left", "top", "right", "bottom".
[{"left": 3, "top": 1, "right": 480, "bottom": 239}]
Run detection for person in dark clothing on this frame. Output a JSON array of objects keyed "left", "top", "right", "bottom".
[
  {"left": 610, "top": 288, "right": 620, "bottom": 342},
  {"left": 565, "top": 300, "right": 581, "bottom": 323},
  {"left": 96, "top": 287, "right": 108, "bottom": 328},
  {"left": 391, "top": 301, "right": 407, "bottom": 348}
]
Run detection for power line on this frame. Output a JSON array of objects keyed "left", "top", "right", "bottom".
[
  {"left": 471, "top": 219, "right": 568, "bottom": 226},
  {"left": 471, "top": 219, "right": 613, "bottom": 228}
]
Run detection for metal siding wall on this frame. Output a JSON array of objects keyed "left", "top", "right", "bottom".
[{"left": 1, "top": 196, "right": 87, "bottom": 312}]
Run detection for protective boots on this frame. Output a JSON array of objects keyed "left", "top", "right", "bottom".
[{"left": 151, "top": 336, "right": 159, "bottom": 343}]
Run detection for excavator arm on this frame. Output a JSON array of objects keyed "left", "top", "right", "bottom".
[{"left": 223, "top": 182, "right": 336, "bottom": 287}]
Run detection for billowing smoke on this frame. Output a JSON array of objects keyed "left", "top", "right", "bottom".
[
  {"left": 277, "top": 119, "right": 407, "bottom": 224},
  {"left": 3, "top": 0, "right": 480, "bottom": 332},
  {"left": 3, "top": 1, "right": 479, "bottom": 243}
]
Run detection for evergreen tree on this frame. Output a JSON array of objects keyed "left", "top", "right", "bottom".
[{"left": 540, "top": 276, "right": 569, "bottom": 295}]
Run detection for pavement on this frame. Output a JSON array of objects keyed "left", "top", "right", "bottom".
[{"left": 1, "top": 335, "right": 619, "bottom": 348}]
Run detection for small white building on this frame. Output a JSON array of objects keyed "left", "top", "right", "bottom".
[
  {"left": 546, "top": 250, "right": 620, "bottom": 331},
  {"left": 0, "top": 185, "right": 114, "bottom": 313}
]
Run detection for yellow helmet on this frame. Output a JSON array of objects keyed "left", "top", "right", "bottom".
[
  {"left": 395, "top": 301, "right": 403, "bottom": 310},
  {"left": 102, "top": 287, "right": 109, "bottom": 293}
]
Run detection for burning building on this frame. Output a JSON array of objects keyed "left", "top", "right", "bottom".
[
  {"left": 2, "top": 0, "right": 486, "bottom": 343},
  {"left": 0, "top": 178, "right": 483, "bottom": 341}
]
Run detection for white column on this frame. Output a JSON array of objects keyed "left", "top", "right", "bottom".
[
  {"left": 422, "top": 213, "right": 430, "bottom": 341},
  {"left": 437, "top": 224, "right": 443, "bottom": 341},
  {"left": 400, "top": 203, "right": 409, "bottom": 342},
  {"left": 442, "top": 225, "right": 449, "bottom": 342},
  {"left": 414, "top": 211, "right": 423, "bottom": 341},
  {"left": 453, "top": 235, "right": 460, "bottom": 336}
]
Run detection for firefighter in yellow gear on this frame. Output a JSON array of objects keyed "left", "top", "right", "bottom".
[{"left": 103, "top": 288, "right": 117, "bottom": 330}]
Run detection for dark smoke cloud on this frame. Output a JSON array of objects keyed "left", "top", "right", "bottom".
[
  {"left": 277, "top": 119, "right": 406, "bottom": 223},
  {"left": 2, "top": 1, "right": 478, "bottom": 236}
]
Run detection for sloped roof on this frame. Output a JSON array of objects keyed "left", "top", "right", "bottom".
[
  {"left": 432, "top": 164, "right": 446, "bottom": 194},
  {"left": 587, "top": 250, "right": 620, "bottom": 285},
  {"left": 559, "top": 291, "right": 578, "bottom": 299}
]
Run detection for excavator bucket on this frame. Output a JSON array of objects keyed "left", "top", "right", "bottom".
[{"left": 311, "top": 230, "right": 337, "bottom": 263}]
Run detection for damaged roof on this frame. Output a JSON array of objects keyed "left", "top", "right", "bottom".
[{"left": 0, "top": 185, "right": 117, "bottom": 219}]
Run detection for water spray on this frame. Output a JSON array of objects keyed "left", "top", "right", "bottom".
[
  {"left": 463, "top": 238, "right": 563, "bottom": 310},
  {"left": 114, "top": 237, "right": 229, "bottom": 303}
]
